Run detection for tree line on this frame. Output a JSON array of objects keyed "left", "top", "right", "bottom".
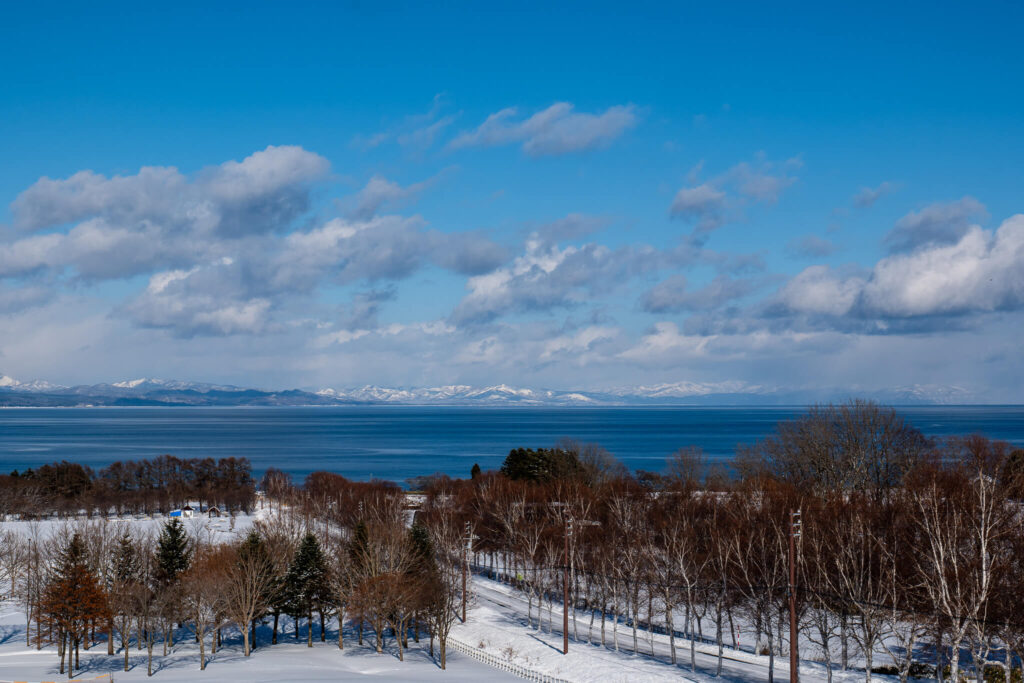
[{"left": 0, "top": 454, "right": 256, "bottom": 516}]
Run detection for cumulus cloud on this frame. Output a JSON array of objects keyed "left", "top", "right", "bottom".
[
  {"left": 450, "top": 236, "right": 664, "bottom": 324},
  {"left": 863, "top": 215, "right": 1024, "bottom": 317},
  {"left": 0, "top": 146, "right": 512, "bottom": 338},
  {"left": 12, "top": 146, "right": 328, "bottom": 237},
  {"left": 2, "top": 146, "right": 330, "bottom": 283},
  {"left": 883, "top": 196, "right": 987, "bottom": 253},
  {"left": 774, "top": 265, "right": 866, "bottom": 317},
  {"left": 122, "top": 259, "right": 274, "bottom": 337},
  {"left": 772, "top": 214, "right": 1024, "bottom": 322},
  {"left": 274, "top": 215, "right": 507, "bottom": 289},
  {"left": 449, "top": 102, "right": 636, "bottom": 156}
]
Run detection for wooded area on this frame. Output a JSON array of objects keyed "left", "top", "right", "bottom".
[{"left": 1, "top": 401, "right": 1022, "bottom": 681}]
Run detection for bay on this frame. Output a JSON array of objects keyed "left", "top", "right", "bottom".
[{"left": 1, "top": 405, "right": 1023, "bottom": 484}]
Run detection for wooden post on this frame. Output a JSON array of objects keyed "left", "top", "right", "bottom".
[
  {"left": 563, "top": 518, "right": 571, "bottom": 654},
  {"left": 789, "top": 510, "right": 801, "bottom": 683},
  {"left": 462, "top": 521, "right": 471, "bottom": 623}
]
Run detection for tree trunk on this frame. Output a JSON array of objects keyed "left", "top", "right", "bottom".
[
  {"left": 338, "top": 606, "right": 344, "bottom": 650},
  {"left": 667, "top": 597, "right": 676, "bottom": 665},
  {"left": 59, "top": 629, "right": 66, "bottom": 675},
  {"left": 308, "top": 609, "right": 314, "bottom": 647},
  {"left": 716, "top": 598, "right": 724, "bottom": 677},
  {"left": 199, "top": 629, "right": 206, "bottom": 670},
  {"left": 840, "top": 613, "right": 849, "bottom": 671},
  {"left": 272, "top": 611, "right": 279, "bottom": 644}
]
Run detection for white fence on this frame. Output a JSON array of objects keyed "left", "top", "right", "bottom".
[{"left": 447, "top": 636, "right": 572, "bottom": 683}]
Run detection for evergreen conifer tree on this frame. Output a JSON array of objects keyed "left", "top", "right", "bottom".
[
  {"left": 111, "top": 531, "right": 139, "bottom": 584},
  {"left": 156, "top": 518, "right": 191, "bottom": 585},
  {"left": 283, "top": 533, "right": 330, "bottom": 647}
]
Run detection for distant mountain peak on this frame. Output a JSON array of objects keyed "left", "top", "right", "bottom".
[
  {"left": 112, "top": 377, "right": 153, "bottom": 389},
  {"left": 0, "top": 374, "right": 64, "bottom": 392},
  {"left": 0, "top": 374, "right": 986, "bottom": 407}
]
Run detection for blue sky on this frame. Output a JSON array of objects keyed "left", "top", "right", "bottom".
[{"left": 1, "top": 1, "right": 1023, "bottom": 399}]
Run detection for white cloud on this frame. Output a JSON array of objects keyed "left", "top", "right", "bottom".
[
  {"left": 669, "top": 184, "right": 727, "bottom": 231},
  {"left": 863, "top": 215, "right": 1024, "bottom": 317},
  {"left": 775, "top": 265, "right": 865, "bottom": 316},
  {"left": 450, "top": 235, "right": 664, "bottom": 323},
  {"left": 449, "top": 102, "right": 636, "bottom": 156},
  {"left": 772, "top": 214, "right": 1024, "bottom": 321}
]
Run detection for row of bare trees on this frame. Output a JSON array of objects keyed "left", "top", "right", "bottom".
[
  {"left": 310, "top": 402, "right": 1018, "bottom": 683},
  {"left": 0, "top": 455, "right": 256, "bottom": 517}
]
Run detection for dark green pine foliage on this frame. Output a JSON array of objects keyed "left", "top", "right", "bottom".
[
  {"left": 155, "top": 518, "right": 191, "bottom": 585},
  {"left": 470, "top": 463, "right": 482, "bottom": 479},
  {"left": 111, "top": 532, "right": 139, "bottom": 584},
  {"left": 54, "top": 532, "right": 89, "bottom": 581},
  {"left": 348, "top": 522, "right": 369, "bottom": 571},
  {"left": 408, "top": 523, "right": 433, "bottom": 574},
  {"left": 239, "top": 529, "right": 267, "bottom": 564},
  {"left": 500, "top": 447, "right": 583, "bottom": 483},
  {"left": 283, "top": 533, "right": 330, "bottom": 645}
]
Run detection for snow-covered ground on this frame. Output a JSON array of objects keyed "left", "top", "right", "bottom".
[
  {"left": 452, "top": 573, "right": 899, "bottom": 683},
  {"left": 0, "top": 511, "right": 906, "bottom": 681}
]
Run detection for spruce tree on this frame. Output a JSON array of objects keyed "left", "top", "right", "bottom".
[
  {"left": 155, "top": 518, "right": 191, "bottom": 585},
  {"left": 283, "top": 533, "right": 330, "bottom": 647},
  {"left": 409, "top": 523, "right": 433, "bottom": 574},
  {"left": 111, "top": 532, "right": 139, "bottom": 584}
]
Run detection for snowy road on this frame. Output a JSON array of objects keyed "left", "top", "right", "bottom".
[{"left": 454, "top": 573, "right": 889, "bottom": 683}]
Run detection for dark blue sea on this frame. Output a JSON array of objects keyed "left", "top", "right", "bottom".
[{"left": 1, "top": 406, "right": 1023, "bottom": 484}]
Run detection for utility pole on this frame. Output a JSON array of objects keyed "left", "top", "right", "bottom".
[
  {"left": 462, "top": 521, "right": 472, "bottom": 623},
  {"left": 789, "top": 509, "right": 801, "bottom": 683},
  {"left": 563, "top": 518, "right": 572, "bottom": 654}
]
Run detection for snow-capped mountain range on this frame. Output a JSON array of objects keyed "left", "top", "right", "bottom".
[{"left": 0, "top": 374, "right": 981, "bottom": 406}]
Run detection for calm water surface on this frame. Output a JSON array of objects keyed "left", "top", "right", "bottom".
[{"left": 1, "top": 406, "right": 1022, "bottom": 483}]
